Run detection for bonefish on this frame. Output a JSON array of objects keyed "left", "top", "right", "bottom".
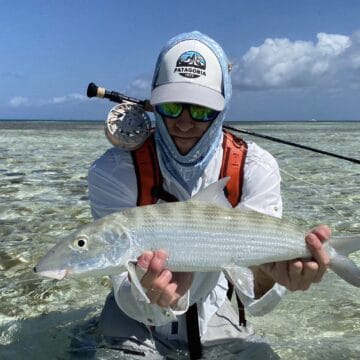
[{"left": 35, "top": 178, "right": 360, "bottom": 298}]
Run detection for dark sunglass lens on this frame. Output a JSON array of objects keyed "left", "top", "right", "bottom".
[
  {"left": 157, "top": 103, "right": 183, "bottom": 118},
  {"left": 190, "top": 105, "right": 219, "bottom": 121}
]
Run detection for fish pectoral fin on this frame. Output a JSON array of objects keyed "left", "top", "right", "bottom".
[
  {"left": 223, "top": 266, "right": 255, "bottom": 300},
  {"left": 126, "top": 261, "right": 150, "bottom": 303},
  {"left": 190, "top": 177, "right": 232, "bottom": 208}
]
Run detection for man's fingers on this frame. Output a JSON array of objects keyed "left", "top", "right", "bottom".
[
  {"left": 288, "top": 259, "right": 303, "bottom": 278},
  {"left": 310, "top": 225, "right": 332, "bottom": 241},
  {"left": 137, "top": 251, "right": 153, "bottom": 271},
  {"left": 304, "top": 225, "right": 331, "bottom": 284},
  {"left": 302, "top": 260, "right": 322, "bottom": 284},
  {"left": 157, "top": 282, "right": 178, "bottom": 307},
  {"left": 286, "top": 260, "right": 304, "bottom": 291},
  {"left": 140, "top": 250, "right": 168, "bottom": 289},
  {"left": 135, "top": 251, "right": 153, "bottom": 279},
  {"left": 306, "top": 230, "right": 331, "bottom": 270},
  {"left": 146, "top": 287, "right": 163, "bottom": 304},
  {"left": 146, "top": 269, "right": 172, "bottom": 304}
]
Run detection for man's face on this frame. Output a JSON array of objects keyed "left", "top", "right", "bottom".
[{"left": 163, "top": 108, "right": 213, "bottom": 155}]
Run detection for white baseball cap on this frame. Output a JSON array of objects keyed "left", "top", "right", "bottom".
[{"left": 150, "top": 39, "right": 225, "bottom": 111}]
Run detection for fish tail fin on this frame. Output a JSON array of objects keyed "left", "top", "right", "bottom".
[{"left": 328, "top": 235, "right": 360, "bottom": 287}]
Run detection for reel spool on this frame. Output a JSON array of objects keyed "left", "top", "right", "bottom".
[{"left": 105, "top": 101, "right": 151, "bottom": 150}]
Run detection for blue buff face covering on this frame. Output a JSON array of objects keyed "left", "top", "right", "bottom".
[{"left": 152, "top": 31, "right": 232, "bottom": 194}]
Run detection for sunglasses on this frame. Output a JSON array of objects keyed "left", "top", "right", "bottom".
[{"left": 155, "top": 103, "right": 220, "bottom": 122}]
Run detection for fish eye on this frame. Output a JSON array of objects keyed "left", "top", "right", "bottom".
[{"left": 74, "top": 236, "right": 88, "bottom": 250}]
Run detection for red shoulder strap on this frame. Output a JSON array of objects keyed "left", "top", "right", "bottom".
[
  {"left": 219, "top": 131, "right": 248, "bottom": 207},
  {"left": 131, "top": 133, "right": 162, "bottom": 206}
]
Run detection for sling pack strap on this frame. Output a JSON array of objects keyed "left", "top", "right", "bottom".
[
  {"left": 220, "top": 131, "right": 248, "bottom": 207},
  {"left": 131, "top": 131, "right": 248, "bottom": 359},
  {"left": 186, "top": 304, "right": 202, "bottom": 360},
  {"left": 227, "top": 282, "right": 246, "bottom": 327},
  {"left": 131, "top": 134, "right": 163, "bottom": 206}
]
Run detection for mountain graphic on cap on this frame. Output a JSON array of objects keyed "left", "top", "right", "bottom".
[
  {"left": 175, "top": 51, "right": 206, "bottom": 79},
  {"left": 177, "top": 51, "right": 206, "bottom": 68}
]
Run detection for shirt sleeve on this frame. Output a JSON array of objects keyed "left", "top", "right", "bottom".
[
  {"left": 236, "top": 142, "right": 287, "bottom": 315},
  {"left": 88, "top": 148, "right": 137, "bottom": 219},
  {"left": 239, "top": 142, "right": 283, "bottom": 218},
  {"left": 111, "top": 270, "right": 190, "bottom": 327}
]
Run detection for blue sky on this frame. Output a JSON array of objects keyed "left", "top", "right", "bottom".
[{"left": 1, "top": 0, "right": 360, "bottom": 121}]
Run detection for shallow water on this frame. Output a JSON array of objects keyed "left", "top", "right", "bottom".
[{"left": 0, "top": 120, "right": 359, "bottom": 359}]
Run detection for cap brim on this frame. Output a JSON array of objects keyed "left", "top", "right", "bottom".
[{"left": 150, "top": 83, "right": 225, "bottom": 111}]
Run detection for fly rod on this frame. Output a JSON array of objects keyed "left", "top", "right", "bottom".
[
  {"left": 87, "top": 82, "right": 360, "bottom": 165},
  {"left": 222, "top": 125, "right": 360, "bottom": 164}
]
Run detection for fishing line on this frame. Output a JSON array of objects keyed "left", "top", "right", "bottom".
[
  {"left": 87, "top": 83, "right": 360, "bottom": 165},
  {"left": 281, "top": 168, "right": 359, "bottom": 193},
  {"left": 281, "top": 169, "right": 349, "bottom": 212},
  {"left": 263, "top": 168, "right": 356, "bottom": 224},
  {"left": 279, "top": 168, "right": 318, "bottom": 188}
]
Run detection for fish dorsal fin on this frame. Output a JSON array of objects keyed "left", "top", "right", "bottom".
[{"left": 190, "top": 177, "right": 232, "bottom": 209}]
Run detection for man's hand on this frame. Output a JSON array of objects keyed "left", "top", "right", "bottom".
[
  {"left": 254, "top": 225, "right": 331, "bottom": 296},
  {"left": 135, "top": 250, "right": 193, "bottom": 307}
]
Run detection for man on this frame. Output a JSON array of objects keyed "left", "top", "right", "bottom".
[{"left": 88, "top": 31, "right": 330, "bottom": 358}]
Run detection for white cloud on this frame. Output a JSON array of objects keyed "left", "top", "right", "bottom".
[
  {"left": 50, "top": 93, "right": 86, "bottom": 104},
  {"left": 8, "top": 93, "right": 87, "bottom": 107},
  {"left": 126, "top": 75, "right": 151, "bottom": 99},
  {"left": 233, "top": 32, "right": 358, "bottom": 91},
  {"left": 316, "top": 33, "right": 351, "bottom": 56},
  {"left": 9, "top": 96, "right": 30, "bottom": 107},
  {"left": 130, "top": 78, "right": 150, "bottom": 91}
]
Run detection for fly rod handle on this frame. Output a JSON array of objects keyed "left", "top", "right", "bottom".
[{"left": 86, "top": 82, "right": 154, "bottom": 112}]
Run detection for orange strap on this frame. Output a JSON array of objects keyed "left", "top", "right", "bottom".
[
  {"left": 219, "top": 131, "right": 248, "bottom": 207},
  {"left": 131, "top": 133, "right": 162, "bottom": 206},
  {"left": 131, "top": 131, "right": 248, "bottom": 207}
]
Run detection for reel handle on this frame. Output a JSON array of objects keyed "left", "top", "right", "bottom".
[{"left": 87, "top": 82, "right": 154, "bottom": 112}]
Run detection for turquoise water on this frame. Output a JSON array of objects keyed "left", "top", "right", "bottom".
[{"left": 0, "top": 121, "right": 359, "bottom": 359}]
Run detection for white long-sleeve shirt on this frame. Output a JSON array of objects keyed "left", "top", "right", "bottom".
[{"left": 88, "top": 136, "right": 286, "bottom": 340}]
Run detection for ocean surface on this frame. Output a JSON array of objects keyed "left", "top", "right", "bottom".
[{"left": 0, "top": 120, "right": 359, "bottom": 359}]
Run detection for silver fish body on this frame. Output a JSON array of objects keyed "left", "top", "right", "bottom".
[
  {"left": 121, "top": 201, "right": 310, "bottom": 271},
  {"left": 35, "top": 179, "right": 360, "bottom": 288}
]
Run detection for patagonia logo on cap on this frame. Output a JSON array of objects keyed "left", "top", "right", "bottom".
[
  {"left": 150, "top": 37, "right": 225, "bottom": 111},
  {"left": 174, "top": 51, "right": 206, "bottom": 79}
]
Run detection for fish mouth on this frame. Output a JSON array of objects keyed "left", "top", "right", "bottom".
[{"left": 33, "top": 267, "right": 67, "bottom": 280}]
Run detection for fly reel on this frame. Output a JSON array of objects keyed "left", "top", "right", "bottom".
[{"left": 105, "top": 101, "right": 151, "bottom": 150}]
